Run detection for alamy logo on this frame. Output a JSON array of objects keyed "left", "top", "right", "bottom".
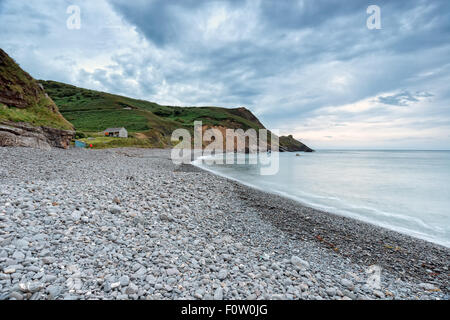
[
  {"left": 171, "top": 121, "right": 280, "bottom": 175},
  {"left": 367, "top": 5, "right": 382, "bottom": 30},
  {"left": 66, "top": 5, "right": 81, "bottom": 30}
]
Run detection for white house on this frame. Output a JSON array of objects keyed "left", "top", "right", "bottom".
[{"left": 104, "top": 127, "right": 128, "bottom": 138}]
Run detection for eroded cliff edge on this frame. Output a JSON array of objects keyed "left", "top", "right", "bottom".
[{"left": 0, "top": 49, "right": 74, "bottom": 149}]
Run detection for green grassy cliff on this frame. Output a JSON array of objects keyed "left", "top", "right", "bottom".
[
  {"left": 40, "top": 80, "right": 264, "bottom": 132},
  {"left": 0, "top": 49, "right": 73, "bottom": 131}
]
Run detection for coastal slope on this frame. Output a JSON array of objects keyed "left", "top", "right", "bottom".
[
  {"left": 40, "top": 80, "right": 313, "bottom": 152},
  {"left": 279, "top": 135, "right": 314, "bottom": 152},
  {"left": 0, "top": 49, "right": 74, "bottom": 149}
]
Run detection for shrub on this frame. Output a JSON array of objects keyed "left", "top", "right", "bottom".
[{"left": 75, "top": 132, "right": 87, "bottom": 139}]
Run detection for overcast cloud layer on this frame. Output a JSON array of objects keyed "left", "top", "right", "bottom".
[{"left": 1, "top": 0, "right": 449, "bottom": 149}]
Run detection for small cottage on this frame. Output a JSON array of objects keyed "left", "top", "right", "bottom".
[{"left": 104, "top": 127, "right": 128, "bottom": 138}]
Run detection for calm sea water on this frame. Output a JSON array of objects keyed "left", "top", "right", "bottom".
[{"left": 193, "top": 150, "right": 450, "bottom": 247}]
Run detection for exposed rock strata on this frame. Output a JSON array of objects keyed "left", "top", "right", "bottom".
[{"left": 0, "top": 121, "right": 74, "bottom": 150}]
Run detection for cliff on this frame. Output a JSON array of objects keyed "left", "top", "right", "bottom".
[
  {"left": 0, "top": 121, "right": 74, "bottom": 150},
  {"left": 279, "top": 135, "right": 314, "bottom": 152},
  {"left": 0, "top": 49, "right": 74, "bottom": 149}
]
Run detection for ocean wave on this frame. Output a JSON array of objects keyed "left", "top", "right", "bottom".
[{"left": 192, "top": 158, "right": 449, "bottom": 248}]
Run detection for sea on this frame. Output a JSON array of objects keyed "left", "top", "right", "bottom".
[{"left": 192, "top": 150, "right": 450, "bottom": 247}]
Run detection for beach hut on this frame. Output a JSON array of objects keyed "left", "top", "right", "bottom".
[
  {"left": 104, "top": 127, "right": 128, "bottom": 138},
  {"left": 74, "top": 140, "right": 86, "bottom": 148}
]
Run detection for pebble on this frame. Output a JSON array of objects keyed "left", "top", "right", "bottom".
[
  {"left": 166, "top": 268, "right": 179, "bottom": 276},
  {"left": 159, "top": 213, "right": 174, "bottom": 222},
  {"left": 12, "top": 251, "right": 25, "bottom": 261},
  {"left": 218, "top": 269, "right": 228, "bottom": 280},
  {"left": 291, "top": 256, "right": 310, "bottom": 269},
  {"left": 125, "top": 283, "right": 138, "bottom": 295},
  {"left": 9, "top": 291, "right": 24, "bottom": 300},
  {"left": 373, "top": 290, "right": 385, "bottom": 299},
  {"left": 19, "top": 282, "right": 43, "bottom": 293},
  {"left": 109, "top": 206, "right": 122, "bottom": 214},
  {"left": 214, "top": 287, "right": 224, "bottom": 300},
  {"left": 119, "top": 276, "right": 130, "bottom": 287},
  {"left": 326, "top": 287, "right": 337, "bottom": 296},
  {"left": 47, "top": 285, "right": 63, "bottom": 299},
  {"left": 45, "top": 275, "right": 58, "bottom": 283},
  {"left": 71, "top": 211, "right": 81, "bottom": 221},
  {"left": 419, "top": 283, "right": 438, "bottom": 291},
  {"left": 341, "top": 279, "right": 354, "bottom": 291},
  {"left": 42, "top": 257, "right": 55, "bottom": 264},
  {"left": 299, "top": 283, "right": 308, "bottom": 292},
  {"left": 4, "top": 267, "right": 16, "bottom": 274},
  {"left": 15, "top": 239, "right": 29, "bottom": 249},
  {"left": 110, "top": 282, "right": 121, "bottom": 289}
]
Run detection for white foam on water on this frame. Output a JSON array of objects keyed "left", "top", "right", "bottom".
[{"left": 192, "top": 151, "right": 450, "bottom": 248}]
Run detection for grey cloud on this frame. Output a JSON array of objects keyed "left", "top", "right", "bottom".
[
  {"left": 377, "top": 91, "right": 433, "bottom": 106},
  {"left": 106, "top": 0, "right": 450, "bottom": 111},
  {"left": 109, "top": 0, "right": 243, "bottom": 46},
  {"left": 258, "top": 0, "right": 365, "bottom": 30}
]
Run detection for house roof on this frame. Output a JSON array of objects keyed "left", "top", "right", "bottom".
[{"left": 104, "top": 127, "right": 126, "bottom": 132}]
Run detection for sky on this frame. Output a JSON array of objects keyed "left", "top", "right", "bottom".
[{"left": 0, "top": 0, "right": 449, "bottom": 149}]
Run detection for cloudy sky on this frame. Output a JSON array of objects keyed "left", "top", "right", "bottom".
[{"left": 1, "top": 0, "right": 449, "bottom": 149}]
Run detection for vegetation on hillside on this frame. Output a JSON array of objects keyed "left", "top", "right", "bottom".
[
  {"left": 40, "top": 80, "right": 268, "bottom": 147},
  {"left": 78, "top": 136, "right": 156, "bottom": 149},
  {"left": 41, "top": 80, "right": 265, "bottom": 133},
  {"left": 39, "top": 80, "right": 314, "bottom": 151},
  {"left": 0, "top": 49, "right": 73, "bottom": 130},
  {"left": 0, "top": 99, "right": 75, "bottom": 130}
]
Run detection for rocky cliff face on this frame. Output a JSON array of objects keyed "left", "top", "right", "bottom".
[
  {"left": 0, "top": 121, "right": 74, "bottom": 150},
  {"left": 0, "top": 49, "right": 47, "bottom": 109},
  {"left": 226, "top": 108, "right": 314, "bottom": 152},
  {"left": 196, "top": 125, "right": 314, "bottom": 153},
  {"left": 279, "top": 135, "right": 314, "bottom": 152},
  {"left": 0, "top": 49, "right": 74, "bottom": 149}
]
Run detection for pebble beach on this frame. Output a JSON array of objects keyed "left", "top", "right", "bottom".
[{"left": 0, "top": 147, "right": 448, "bottom": 300}]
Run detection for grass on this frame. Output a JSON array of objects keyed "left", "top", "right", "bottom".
[
  {"left": 0, "top": 52, "right": 37, "bottom": 107},
  {"left": 40, "top": 81, "right": 264, "bottom": 131},
  {"left": 63, "top": 109, "right": 150, "bottom": 132},
  {"left": 0, "top": 49, "right": 74, "bottom": 130},
  {"left": 0, "top": 99, "right": 74, "bottom": 130},
  {"left": 78, "top": 136, "right": 156, "bottom": 149},
  {"left": 164, "top": 107, "right": 263, "bottom": 131}
]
